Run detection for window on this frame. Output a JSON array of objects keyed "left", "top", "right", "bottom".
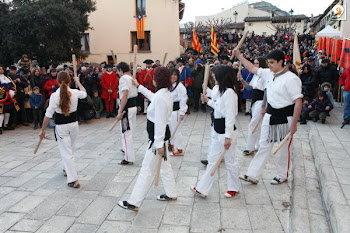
[
  {"left": 131, "top": 31, "right": 151, "bottom": 51},
  {"left": 136, "top": 0, "right": 146, "bottom": 15},
  {"left": 81, "top": 34, "right": 90, "bottom": 53}
]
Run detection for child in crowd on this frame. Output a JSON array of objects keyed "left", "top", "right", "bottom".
[
  {"left": 92, "top": 91, "right": 103, "bottom": 119},
  {"left": 29, "top": 86, "right": 43, "bottom": 129},
  {"left": 321, "top": 82, "right": 334, "bottom": 105},
  {"left": 308, "top": 90, "right": 333, "bottom": 124},
  {"left": 300, "top": 96, "right": 313, "bottom": 124}
]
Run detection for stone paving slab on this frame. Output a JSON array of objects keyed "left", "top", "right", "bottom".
[{"left": 0, "top": 111, "right": 331, "bottom": 233}]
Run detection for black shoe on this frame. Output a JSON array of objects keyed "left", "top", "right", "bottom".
[
  {"left": 300, "top": 121, "right": 307, "bottom": 125},
  {"left": 201, "top": 108, "right": 206, "bottom": 113},
  {"left": 321, "top": 119, "right": 326, "bottom": 124},
  {"left": 3, "top": 126, "right": 14, "bottom": 130},
  {"left": 201, "top": 160, "right": 208, "bottom": 165},
  {"left": 106, "top": 113, "right": 110, "bottom": 118},
  {"left": 34, "top": 125, "right": 38, "bottom": 130},
  {"left": 157, "top": 194, "right": 177, "bottom": 201},
  {"left": 0, "top": 128, "right": 2, "bottom": 134},
  {"left": 110, "top": 113, "right": 116, "bottom": 118},
  {"left": 118, "top": 201, "right": 138, "bottom": 211},
  {"left": 22, "top": 122, "right": 29, "bottom": 126},
  {"left": 119, "top": 159, "right": 134, "bottom": 165},
  {"left": 67, "top": 180, "right": 80, "bottom": 188},
  {"left": 244, "top": 112, "right": 250, "bottom": 116},
  {"left": 193, "top": 109, "right": 199, "bottom": 112}
]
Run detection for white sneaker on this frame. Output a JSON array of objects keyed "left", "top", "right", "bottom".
[{"left": 270, "top": 177, "right": 287, "bottom": 185}]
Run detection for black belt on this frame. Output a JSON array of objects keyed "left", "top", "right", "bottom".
[
  {"left": 251, "top": 89, "right": 264, "bottom": 107},
  {"left": 213, "top": 117, "right": 236, "bottom": 134},
  {"left": 124, "top": 97, "right": 137, "bottom": 109},
  {"left": 266, "top": 103, "right": 294, "bottom": 125},
  {"left": 54, "top": 111, "right": 78, "bottom": 125},
  {"left": 173, "top": 101, "right": 180, "bottom": 111},
  {"left": 146, "top": 119, "right": 171, "bottom": 143}
]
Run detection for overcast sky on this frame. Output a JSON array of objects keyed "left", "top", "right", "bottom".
[{"left": 181, "top": 0, "right": 335, "bottom": 23}]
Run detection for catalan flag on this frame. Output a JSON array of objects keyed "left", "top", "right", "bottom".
[
  {"left": 211, "top": 26, "right": 219, "bottom": 56},
  {"left": 293, "top": 33, "right": 302, "bottom": 73},
  {"left": 192, "top": 29, "right": 202, "bottom": 53},
  {"left": 136, "top": 15, "right": 145, "bottom": 39}
]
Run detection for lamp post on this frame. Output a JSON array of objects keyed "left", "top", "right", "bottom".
[
  {"left": 233, "top": 11, "right": 238, "bottom": 33},
  {"left": 289, "top": 8, "right": 294, "bottom": 34}
]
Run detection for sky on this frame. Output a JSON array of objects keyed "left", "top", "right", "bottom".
[{"left": 181, "top": 0, "right": 335, "bottom": 23}]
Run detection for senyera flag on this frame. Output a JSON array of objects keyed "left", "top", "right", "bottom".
[
  {"left": 136, "top": 15, "right": 145, "bottom": 39},
  {"left": 339, "top": 38, "right": 350, "bottom": 68},
  {"left": 211, "top": 26, "right": 219, "bottom": 56},
  {"left": 192, "top": 29, "right": 203, "bottom": 53}
]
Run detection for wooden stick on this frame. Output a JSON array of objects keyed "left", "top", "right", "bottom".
[
  {"left": 230, "top": 30, "right": 249, "bottom": 60},
  {"left": 109, "top": 111, "right": 126, "bottom": 131},
  {"left": 72, "top": 54, "right": 77, "bottom": 78},
  {"left": 272, "top": 123, "right": 299, "bottom": 155},
  {"left": 170, "top": 118, "right": 183, "bottom": 141},
  {"left": 33, "top": 138, "right": 43, "bottom": 154},
  {"left": 201, "top": 64, "right": 210, "bottom": 104},
  {"left": 162, "top": 52, "right": 168, "bottom": 67},
  {"left": 110, "top": 50, "right": 117, "bottom": 65},
  {"left": 252, "top": 114, "right": 264, "bottom": 134},
  {"left": 154, "top": 154, "right": 162, "bottom": 186},
  {"left": 210, "top": 149, "right": 227, "bottom": 176},
  {"left": 133, "top": 44, "right": 137, "bottom": 78}
]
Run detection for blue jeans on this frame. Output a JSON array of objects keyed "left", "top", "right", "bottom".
[
  {"left": 344, "top": 90, "right": 350, "bottom": 120},
  {"left": 95, "top": 111, "right": 102, "bottom": 119}
]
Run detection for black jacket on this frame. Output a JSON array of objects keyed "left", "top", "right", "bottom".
[
  {"left": 9, "top": 73, "right": 28, "bottom": 100},
  {"left": 316, "top": 65, "right": 339, "bottom": 87}
]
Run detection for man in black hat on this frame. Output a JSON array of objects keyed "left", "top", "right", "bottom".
[
  {"left": 140, "top": 59, "right": 155, "bottom": 114},
  {"left": 315, "top": 58, "right": 339, "bottom": 88}
]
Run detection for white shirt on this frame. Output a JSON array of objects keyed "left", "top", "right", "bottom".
[
  {"left": 207, "top": 88, "right": 238, "bottom": 139},
  {"left": 206, "top": 85, "right": 219, "bottom": 101},
  {"left": 0, "top": 74, "right": 15, "bottom": 98},
  {"left": 119, "top": 74, "right": 138, "bottom": 99},
  {"left": 257, "top": 68, "right": 303, "bottom": 109},
  {"left": 45, "top": 87, "right": 87, "bottom": 118},
  {"left": 171, "top": 82, "right": 188, "bottom": 115},
  {"left": 138, "top": 85, "right": 172, "bottom": 149},
  {"left": 249, "top": 74, "right": 265, "bottom": 91}
]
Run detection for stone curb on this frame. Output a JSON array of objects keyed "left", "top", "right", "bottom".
[{"left": 309, "top": 127, "right": 350, "bottom": 233}]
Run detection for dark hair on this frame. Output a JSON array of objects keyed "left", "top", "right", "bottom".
[
  {"left": 302, "top": 64, "right": 312, "bottom": 72},
  {"left": 0, "top": 65, "right": 7, "bottom": 76},
  {"left": 318, "top": 90, "right": 328, "bottom": 100},
  {"left": 116, "top": 62, "right": 130, "bottom": 73},
  {"left": 170, "top": 68, "right": 180, "bottom": 85},
  {"left": 154, "top": 67, "right": 171, "bottom": 91},
  {"left": 214, "top": 65, "right": 237, "bottom": 94},
  {"left": 256, "top": 57, "right": 268, "bottom": 68},
  {"left": 267, "top": 50, "right": 285, "bottom": 67},
  {"left": 303, "top": 96, "right": 312, "bottom": 102}
]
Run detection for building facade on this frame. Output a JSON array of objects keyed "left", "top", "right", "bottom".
[{"left": 83, "top": 0, "right": 183, "bottom": 65}]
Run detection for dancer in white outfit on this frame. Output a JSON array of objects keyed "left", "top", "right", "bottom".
[
  {"left": 40, "top": 71, "right": 87, "bottom": 188},
  {"left": 232, "top": 49, "right": 303, "bottom": 185},
  {"left": 191, "top": 65, "right": 240, "bottom": 198},
  {"left": 238, "top": 57, "right": 268, "bottom": 155},
  {"left": 118, "top": 67, "right": 177, "bottom": 211},
  {"left": 168, "top": 68, "right": 188, "bottom": 156}
]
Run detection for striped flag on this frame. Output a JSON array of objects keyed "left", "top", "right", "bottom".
[
  {"left": 136, "top": 15, "right": 145, "bottom": 39},
  {"left": 293, "top": 33, "right": 302, "bottom": 73},
  {"left": 192, "top": 29, "right": 202, "bottom": 53},
  {"left": 211, "top": 26, "right": 219, "bottom": 56}
]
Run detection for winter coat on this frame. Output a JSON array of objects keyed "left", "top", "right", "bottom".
[
  {"left": 309, "top": 99, "right": 333, "bottom": 112},
  {"left": 29, "top": 93, "right": 43, "bottom": 108}
]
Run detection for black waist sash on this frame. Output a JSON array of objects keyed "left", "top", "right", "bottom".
[
  {"left": 121, "top": 97, "right": 137, "bottom": 133},
  {"left": 146, "top": 119, "right": 171, "bottom": 144},
  {"left": 54, "top": 111, "right": 78, "bottom": 125},
  {"left": 251, "top": 89, "right": 264, "bottom": 107},
  {"left": 266, "top": 103, "right": 294, "bottom": 125},
  {"left": 124, "top": 97, "right": 137, "bottom": 109},
  {"left": 173, "top": 101, "right": 180, "bottom": 111},
  {"left": 213, "top": 118, "right": 236, "bottom": 134}
]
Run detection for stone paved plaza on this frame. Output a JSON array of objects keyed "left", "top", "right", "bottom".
[{"left": 1, "top": 106, "right": 347, "bottom": 233}]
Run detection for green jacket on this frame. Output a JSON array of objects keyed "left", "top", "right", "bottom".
[{"left": 92, "top": 96, "right": 104, "bottom": 112}]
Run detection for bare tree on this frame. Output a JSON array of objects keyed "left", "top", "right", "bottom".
[
  {"left": 205, "top": 17, "right": 232, "bottom": 33},
  {"left": 184, "top": 21, "right": 206, "bottom": 35}
]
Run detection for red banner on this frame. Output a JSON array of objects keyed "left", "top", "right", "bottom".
[
  {"left": 331, "top": 39, "right": 343, "bottom": 64},
  {"left": 339, "top": 39, "right": 350, "bottom": 68},
  {"left": 326, "top": 38, "right": 334, "bottom": 56},
  {"left": 192, "top": 29, "right": 203, "bottom": 53}
]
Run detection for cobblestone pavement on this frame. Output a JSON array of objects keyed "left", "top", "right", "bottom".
[{"left": 0, "top": 111, "right": 330, "bottom": 233}]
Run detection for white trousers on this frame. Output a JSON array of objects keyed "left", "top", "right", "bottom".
[
  {"left": 246, "top": 114, "right": 293, "bottom": 180},
  {"left": 245, "top": 99, "right": 251, "bottom": 112},
  {"left": 55, "top": 122, "right": 79, "bottom": 183},
  {"left": 0, "top": 113, "right": 10, "bottom": 127},
  {"left": 128, "top": 142, "right": 177, "bottom": 207},
  {"left": 169, "top": 110, "right": 183, "bottom": 150},
  {"left": 121, "top": 107, "right": 137, "bottom": 162},
  {"left": 144, "top": 99, "right": 149, "bottom": 114},
  {"left": 245, "top": 100, "right": 263, "bottom": 151},
  {"left": 196, "top": 130, "right": 240, "bottom": 195}
]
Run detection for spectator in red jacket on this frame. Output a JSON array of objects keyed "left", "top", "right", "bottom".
[
  {"left": 100, "top": 64, "right": 119, "bottom": 118},
  {"left": 339, "top": 67, "right": 350, "bottom": 124},
  {"left": 43, "top": 68, "right": 58, "bottom": 105}
]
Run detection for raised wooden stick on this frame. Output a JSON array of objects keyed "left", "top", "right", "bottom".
[
  {"left": 133, "top": 45, "right": 138, "bottom": 78},
  {"left": 230, "top": 30, "right": 249, "bottom": 60},
  {"left": 110, "top": 50, "right": 117, "bottom": 65},
  {"left": 33, "top": 138, "right": 43, "bottom": 154},
  {"left": 272, "top": 123, "right": 300, "bottom": 155},
  {"left": 72, "top": 54, "right": 78, "bottom": 78},
  {"left": 109, "top": 111, "right": 126, "bottom": 131},
  {"left": 170, "top": 118, "right": 183, "bottom": 141},
  {"left": 210, "top": 149, "right": 227, "bottom": 176},
  {"left": 201, "top": 64, "right": 210, "bottom": 104},
  {"left": 162, "top": 52, "right": 168, "bottom": 67},
  {"left": 154, "top": 153, "right": 162, "bottom": 186},
  {"left": 252, "top": 114, "right": 264, "bottom": 134}
]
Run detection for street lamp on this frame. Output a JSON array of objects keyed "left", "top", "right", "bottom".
[
  {"left": 289, "top": 8, "right": 294, "bottom": 34},
  {"left": 233, "top": 11, "right": 238, "bottom": 32}
]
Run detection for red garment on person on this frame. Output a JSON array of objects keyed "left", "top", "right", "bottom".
[
  {"left": 100, "top": 72, "right": 119, "bottom": 99},
  {"left": 140, "top": 68, "right": 155, "bottom": 93}
]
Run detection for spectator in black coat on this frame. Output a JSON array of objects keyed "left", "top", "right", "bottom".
[
  {"left": 315, "top": 59, "right": 339, "bottom": 87},
  {"left": 299, "top": 64, "right": 315, "bottom": 98}
]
